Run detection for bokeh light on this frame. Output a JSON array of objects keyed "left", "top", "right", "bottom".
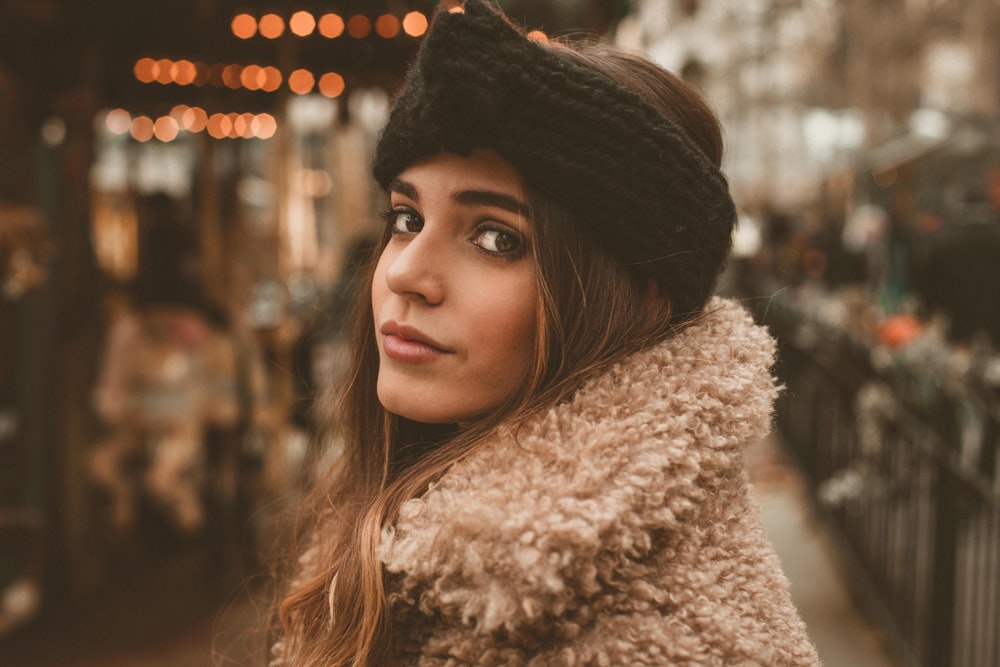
[
  {"left": 290, "top": 11, "right": 316, "bottom": 37},
  {"left": 241, "top": 64, "right": 262, "bottom": 91},
  {"left": 153, "top": 116, "right": 180, "bottom": 142},
  {"left": 235, "top": 113, "right": 257, "bottom": 139},
  {"left": 130, "top": 116, "right": 154, "bottom": 142},
  {"left": 318, "top": 13, "right": 345, "bottom": 38},
  {"left": 346, "top": 14, "right": 372, "bottom": 39},
  {"left": 224, "top": 113, "right": 239, "bottom": 138},
  {"left": 134, "top": 57, "right": 156, "bottom": 83},
  {"left": 402, "top": 11, "right": 428, "bottom": 37},
  {"left": 222, "top": 64, "right": 242, "bottom": 89},
  {"left": 173, "top": 60, "right": 196, "bottom": 85},
  {"left": 155, "top": 59, "right": 172, "bottom": 85},
  {"left": 258, "top": 14, "right": 285, "bottom": 39},
  {"left": 169, "top": 104, "right": 189, "bottom": 124},
  {"left": 288, "top": 69, "right": 315, "bottom": 94},
  {"left": 318, "top": 72, "right": 345, "bottom": 98},
  {"left": 252, "top": 113, "right": 277, "bottom": 139},
  {"left": 183, "top": 107, "right": 208, "bottom": 133},
  {"left": 207, "top": 113, "right": 230, "bottom": 139},
  {"left": 106, "top": 108, "right": 131, "bottom": 134},
  {"left": 231, "top": 13, "right": 257, "bottom": 39},
  {"left": 375, "top": 14, "right": 401, "bottom": 39},
  {"left": 260, "top": 66, "right": 282, "bottom": 92}
]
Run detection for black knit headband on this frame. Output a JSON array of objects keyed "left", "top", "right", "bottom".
[{"left": 373, "top": 0, "right": 736, "bottom": 321}]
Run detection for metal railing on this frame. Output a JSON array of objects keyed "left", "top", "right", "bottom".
[{"left": 768, "top": 300, "right": 1000, "bottom": 667}]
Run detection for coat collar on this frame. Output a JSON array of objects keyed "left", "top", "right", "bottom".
[{"left": 380, "top": 297, "right": 779, "bottom": 631}]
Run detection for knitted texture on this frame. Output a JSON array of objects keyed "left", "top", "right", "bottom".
[
  {"left": 379, "top": 298, "right": 820, "bottom": 665},
  {"left": 373, "top": 0, "right": 738, "bottom": 322}
]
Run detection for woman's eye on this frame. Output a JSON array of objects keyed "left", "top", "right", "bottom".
[
  {"left": 381, "top": 208, "right": 423, "bottom": 234},
  {"left": 474, "top": 227, "right": 523, "bottom": 256}
]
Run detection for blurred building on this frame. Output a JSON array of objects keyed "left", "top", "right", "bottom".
[{"left": 617, "top": 0, "right": 999, "bottom": 211}]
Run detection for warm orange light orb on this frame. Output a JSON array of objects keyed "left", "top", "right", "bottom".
[
  {"left": 241, "top": 64, "right": 263, "bottom": 90},
  {"left": 290, "top": 11, "right": 316, "bottom": 36},
  {"left": 318, "top": 72, "right": 345, "bottom": 98},
  {"left": 183, "top": 107, "right": 208, "bottom": 133},
  {"left": 229, "top": 113, "right": 250, "bottom": 139},
  {"left": 375, "top": 14, "right": 401, "bottom": 38},
  {"left": 154, "top": 116, "right": 180, "bottom": 142},
  {"left": 259, "top": 14, "right": 285, "bottom": 39},
  {"left": 173, "top": 60, "right": 196, "bottom": 85},
  {"left": 288, "top": 69, "right": 315, "bottom": 94},
  {"left": 318, "top": 13, "right": 345, "bottom": 38},
  {"left": 134, "top": 58, "right": 157, "bottom": 83},
  {"left": 169, "top": 104, "right": 189, "bottom": 124},
  {"left": 402, "top": 12, "right": 428, "bottom": 37},
  {"left": 130, "top": 116, "right": 154, "bottom": 142},
  {"left": 260, "top": 67, "right": 283, "bottom": 92},
  {"left": 155, "top": 59, "right": 173, "bottom": 85},
  {"left": 232, "top": 13, "right": 257, "bottom": 39},
  {"left": 207, "top": 113, "right": 230, "bottom": 139}
]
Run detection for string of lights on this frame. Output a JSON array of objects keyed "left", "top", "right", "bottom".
[
  {"left": 231, "top": 10, "right": 429, "bottom": 40},
  {"left": 133, "top": 58, "right": 347, "bottom": 97},
  {"left": 104, "top": 105, "right": 278, "bottom": 142},
  {"left": 122, "top": 9, "right": 432, "bottom": 142}
]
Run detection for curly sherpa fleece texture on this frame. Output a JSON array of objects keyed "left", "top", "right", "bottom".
[{"left": 379, "top": 298, "right": 819, "bottom": 666}]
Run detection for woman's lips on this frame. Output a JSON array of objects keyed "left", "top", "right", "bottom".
[
  {"left": 382, "top": 334, "right": 447, "bottom": 362},
  {"left": 380, "top": 321, "right": 452, "bottom": 362}
]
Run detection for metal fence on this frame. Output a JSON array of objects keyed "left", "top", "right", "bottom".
[{"left": 768, "top": 301, "right": 1000, "bottom": 667}]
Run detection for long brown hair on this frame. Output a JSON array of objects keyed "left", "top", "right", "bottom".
[{"left": 274, "top": 39, "right": 725, "bottom": 667}]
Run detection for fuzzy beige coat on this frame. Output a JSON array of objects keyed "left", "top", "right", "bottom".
[{"left": 379, "top": 298, "right": 820, "bottom": 665}]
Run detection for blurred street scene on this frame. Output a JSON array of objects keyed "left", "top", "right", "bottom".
[{"left": 1, "top": 1, "right": 998, "bottom": 666}]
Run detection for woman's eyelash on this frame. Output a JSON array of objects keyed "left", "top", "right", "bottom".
[
  {"left": 379, "top": 207, "right": 423, "bottom": 235},
  {"left": 378, "top": 207, "right": 408, "bottom": 222},
  {"left": 473, "top": 224, "right": 526, "bottom": 259}
]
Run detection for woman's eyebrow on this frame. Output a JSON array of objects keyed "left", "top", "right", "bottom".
[
  {"left": 452, "top": 189, "right": 530, "bottom": 218},
  {"left": 388, "top": 178, "right": 419, "bottom": 200}
]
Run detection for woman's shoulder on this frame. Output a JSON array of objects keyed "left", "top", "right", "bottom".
[{"left": 541, "top": 296, "right": 779, "bottom": 462}]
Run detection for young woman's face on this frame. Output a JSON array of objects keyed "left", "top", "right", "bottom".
[{"left": 372, "top": 150, "right": 538, "bottom": 424}]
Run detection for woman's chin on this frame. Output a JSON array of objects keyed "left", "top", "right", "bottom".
[{"left": 378, "top": 394, "right": 472, "bottom": 425}]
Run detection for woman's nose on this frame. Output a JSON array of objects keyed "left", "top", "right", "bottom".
[{"left": 383, "top": 233, "right": 445, "bottom": 305}]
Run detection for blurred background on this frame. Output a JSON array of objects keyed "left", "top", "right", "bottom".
[{"left": 0, "top": 0, "right": 997, "bottom": 665}]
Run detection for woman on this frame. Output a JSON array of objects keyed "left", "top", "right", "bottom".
[{"left": 274, "top": 2, "right": 820, "bottom": 665}]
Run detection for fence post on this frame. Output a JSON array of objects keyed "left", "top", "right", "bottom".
[{"left": 929, "top": 467, "right": 958, "bottom": 667}]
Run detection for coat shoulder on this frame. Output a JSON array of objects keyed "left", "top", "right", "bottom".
[{"left": 381, "top": 298, "right": 818, "bottom": 665}]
